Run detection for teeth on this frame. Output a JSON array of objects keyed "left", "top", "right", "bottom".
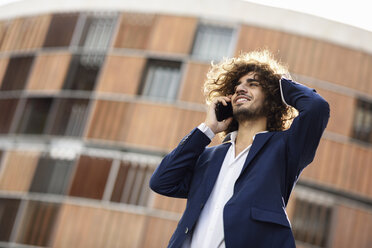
[{"left": 236, "top": 98, "right": 249, "bottom": 103}]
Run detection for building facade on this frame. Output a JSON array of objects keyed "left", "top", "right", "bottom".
[{"left": 0, "top": 0, "right": 371, "bottom": 247}]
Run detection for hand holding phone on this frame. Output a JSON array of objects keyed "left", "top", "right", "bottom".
[{"left": 215, "top": 101, "right": 233, "bottom": 121}]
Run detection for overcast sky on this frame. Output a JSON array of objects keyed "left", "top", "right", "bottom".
[{"left": 244, "top": 0, "right": 372, "bottom": 32}]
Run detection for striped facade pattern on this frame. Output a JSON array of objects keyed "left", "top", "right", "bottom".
[{"left": 0, "top": 11, "right": 371, "bottom": 248}]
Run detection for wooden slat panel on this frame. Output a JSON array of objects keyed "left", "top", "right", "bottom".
[
  {"left": 113, "top": 12, "right": 155, "bottom": 49},
  {"left": 179, "top": 62, "right": 209, "bottom": 104},
  {"left": 331, "top": 205, "right": 372, "bottom": 248},
  {"left": 1, "top": 15, "right": 51, "bottom": 51},
  {"left": 68, "top": 156, "right": 112, "bottom": 199},
  {"left": 53, "top": 204, "right": 145, "bottom": 248},
  {"left": 315, "top": 88, "right": 354, "bottom": 137},
  {"left": 301, "top": 139, "right": 372, "bottom": 199},
  {"left": 0, "top": 20, "right": 9, "bottom": 49},
  {"left": 0, "top": 57, "right": 9, "bottom": 88},
  {"left": 27, "top": 52, "right": 72, "bottom": 91},
  {"left": 96, "top": 55, "right": 145, "bottom": 95},
  {"left": 152, "top": 193, "right": 186, "bottom": 214},
  {"left": 86, "top": 100, "right": 131, "bottom": 141},
  {"left": 148, "top": 15, "right": 197, "bottom": 54},
  {"left": 141, "top": 217, "right": 178, "bottom": 248},
  {"left": 0, "top": 150, "right": 40, "bottom": 192}
]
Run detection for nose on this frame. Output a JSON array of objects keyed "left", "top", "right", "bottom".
[{"left": 235, "top": 83, "right": 248, "bottom": 94}]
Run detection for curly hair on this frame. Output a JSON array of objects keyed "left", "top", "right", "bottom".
[{"left": 204, "top": 49, "right": 296, "bottom": 138}]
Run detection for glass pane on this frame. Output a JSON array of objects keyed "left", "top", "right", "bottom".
[
  {"left": 111, "top": 162, "right": 154, "bottom": 206},
  {"left": 63, "top": 55, "right": 101, "bottom": 91},
  {"left": 49, "top": 98, "right": 90, "bottom": 137},
  {"left": 17, "top": 201, "right": 60, "bottom": 246},
  {"left": 141, "top": 60, "right": 181, "bottom": 101},
  {"left": 191, "top": 24, "right": 234, "bottom": 61},
  {"left": 29, "top": 157, "right": 74, "bottom": 195},
  {"left": 16, "top": 98, "right": 53, "bottom": 134}
]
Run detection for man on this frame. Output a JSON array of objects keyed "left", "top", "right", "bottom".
[{"left": 150, "top": 50, "right": 330, "bottom": 248}]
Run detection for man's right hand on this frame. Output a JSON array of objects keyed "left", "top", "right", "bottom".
[{"left": 204, "top": 97, "right": 233, "bottom": 134}]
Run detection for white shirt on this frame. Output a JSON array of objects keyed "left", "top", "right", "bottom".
[{"left": 182, "top": 123, "right": 267, "bottom": 248}]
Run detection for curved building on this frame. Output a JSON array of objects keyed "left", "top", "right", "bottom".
[{"left": 0, "top": 0, "right": 371, "bottom": 247}]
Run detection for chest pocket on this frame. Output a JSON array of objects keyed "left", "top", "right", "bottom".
[{"left": 251, "top": 207, "right": 291, "bottom": 228}]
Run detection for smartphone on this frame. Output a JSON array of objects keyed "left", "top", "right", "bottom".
[{"left": 215, "top": 101, "right": 233, "bottom": 121}]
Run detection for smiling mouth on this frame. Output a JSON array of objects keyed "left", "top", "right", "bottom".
[{"left": 235, "top": 96, "right": 252, "bottom": 104}]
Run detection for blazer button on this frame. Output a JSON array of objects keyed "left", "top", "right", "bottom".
[{"left": 185, "top": 227, "right": 189, "bottom": 234}]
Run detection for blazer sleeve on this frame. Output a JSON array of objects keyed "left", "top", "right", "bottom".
[
  {"left": 280, "top": 77, "right": 330, "bottom": 171},
  {"left": 149, "top": 128, "right": 211, "bottom": 198}
]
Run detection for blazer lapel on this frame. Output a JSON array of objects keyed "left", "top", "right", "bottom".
[
  {"left": 203, "top": 142, "right": 231, "bottom": 199},
  {"left": 241, "top": 132, "right": 274, "bottom": 173}
]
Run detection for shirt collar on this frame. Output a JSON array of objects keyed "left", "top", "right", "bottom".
[{"left": 229, "top": 130, "right": 269, "bottom": 144}]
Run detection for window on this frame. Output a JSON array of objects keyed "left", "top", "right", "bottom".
[
  {"left": 79, "top": 15, "right": 117, "bottom": 51},
  {"left": 191, "top": 24, "right": 234, "bottom": 61},
  {"left": 16, "top": 201, "right": 60, "bottom": 246},
  {"left": 353, "top": 99, "right": 372, "bottom": 143},
  {"left": 43, "top": 13, "right": 79, "bottom": 47},
  {"left": 49, "top": 98, "right": 90, "bottom": 137},
  {"left": 0, "top": 99, "right": 19, "bottom": 134},
  {"left": 292, "top": 198, "right": 332, "bottom": 247},
  {"left": 69, "top": 155, "right": 112, "bottom": 200},
  {"left": 16, "top": 98, "right": 53, "bottom": 134},
  {"left": 140, "top": 59, "right": 182, "bottom": 101},
  {"left": 0, "top": 56, "right": 34, "bottom": 91},
  {"left": 63, "top": 55, "right": 101, "bottom": 91},
  {"left": 0, "top": 198, "right": 21, "bottom": 241},
  {"left": 111, "top": 161, "right": 154, "bottom": 206},
  {"left": 29, "top": 157, "right": 74, "bottom": 195}
]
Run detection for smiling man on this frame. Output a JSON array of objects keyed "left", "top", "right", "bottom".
[{"left": 150, "top": 50, "right": 330, "bottom": 248}]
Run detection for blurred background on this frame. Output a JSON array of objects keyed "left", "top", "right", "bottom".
[{"left": 0, "top": 0, "right": 371, "bottom": 247}]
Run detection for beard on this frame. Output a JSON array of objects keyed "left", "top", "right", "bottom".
[{"left": 233, "top": 102, "right": 268, "bottom": 122}]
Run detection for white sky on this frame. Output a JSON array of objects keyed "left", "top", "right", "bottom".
[
  {"left": 0, "top": 0, "right": 371, "bottom": 33},
  {"left": 244, "top": 0, "right": 372, "bottom": 32}
]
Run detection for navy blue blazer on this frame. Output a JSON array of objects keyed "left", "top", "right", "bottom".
[{"left": 150, "top": 78, "right": 330, "bottom": 248}]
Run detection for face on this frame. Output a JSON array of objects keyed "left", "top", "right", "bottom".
[{"left": 231, "top": 72, "right": 267, "bottom": 121}]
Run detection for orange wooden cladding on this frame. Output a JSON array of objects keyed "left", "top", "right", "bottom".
[
  {"left": 96, "top": 55, "right": 146, "bottom": 95},
  {"left": 52, "top": 204, "right": 146, "bottom": 248},
  {"left": 113, "top": 12, "right": 155, "bottom": 50},
  {"left": 124, "top": 102, "right": 205, "bottom": 151},
  {"left": 86, "top": 100, "right": 131, "bottom": 141},
  {"left": 141, "top": 216, "right": 178, "bottom": 248},
  {"left": 86, "top": 100, "right": 206, "bottom": 151},
  {"left": 0, "top": 57, "right": 9, "bottom": 87},
  {"left": 235, "top": 24, "right": 372, "bottom": 95},
  {"left": 315, "top": 87, "right": 355, "bottom": 137},
  {"left": 152, "top": 194, "right": 186, "bottom": 214},
  {"left": 179, "top": 61, "right": 210, "bottom": 104},
  {"left": 27, "top": 52, "right": 72, "bottom": 91},
  {"left": 331, "top": 205, "right": 372, "bottom": 248},
  {"left": 0, "top": 15, "right": 51, "bottom": 51},
  {"left": 301, "top": 138, "right": 372, "bottom": 198},
  {"left": 147, "top": 15, "right": 197, "bottom": 54},
  {"left": 68, "top": 155, "right": 112, "bottom": 200},
  {"left": 0, "top": 150, "right": 40, "bottom": 192}
]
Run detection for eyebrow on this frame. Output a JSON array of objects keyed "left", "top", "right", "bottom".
[{"left": 246, "top": 78, "right": 258, "bottom": 83}]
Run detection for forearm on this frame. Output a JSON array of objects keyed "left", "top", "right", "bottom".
[{"left": 149, "top": 127, "right": 211, "bottom": 198}]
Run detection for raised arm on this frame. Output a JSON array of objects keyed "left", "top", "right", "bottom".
[{"left": 280, "top": 77, "right": 330, "bottom": 170}]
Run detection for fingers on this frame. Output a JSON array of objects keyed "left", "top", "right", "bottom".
[{"left": 212, "top": 96, "right": 231, "bottom": 106}]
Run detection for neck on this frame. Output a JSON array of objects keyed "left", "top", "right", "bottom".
[{"left": 234, "top": 117, "right": 267, "bottom": 156}]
